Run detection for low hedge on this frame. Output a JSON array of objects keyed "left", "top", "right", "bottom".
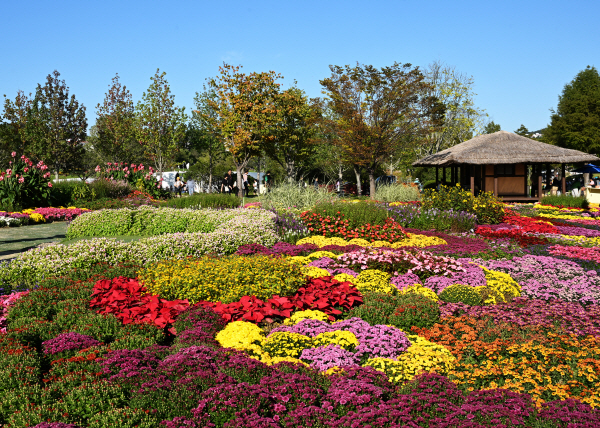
[
  {"left": 0, "top": 209, "right": 279, "bottom": 291},
  {"left": 66, "top": 206, "right": 261, "bottom": 238}
]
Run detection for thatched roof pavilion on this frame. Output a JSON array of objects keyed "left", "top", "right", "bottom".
[{"left": 413, "top": 131, "right": 600, "bottom": 200}]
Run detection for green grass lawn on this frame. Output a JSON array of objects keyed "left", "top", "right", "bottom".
[
  {"left": 0, "top": 222, "right": 145, "bottom": 260},
  {"left": 0, "top": 222, "right": 68, "bottom": 260}
]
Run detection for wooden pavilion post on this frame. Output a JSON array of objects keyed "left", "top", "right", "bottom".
[
  {"left": 493, "top": 164, "right": 498, "bottom": 197},
  {"left": 537, "top": 167, "right": 543, "bottom": 198},
  {"left": 470, "top": 165, "right": 475, "bottom": 196},
  {"left": 561, "top": 164, "right": 566, "bottom": 195}
]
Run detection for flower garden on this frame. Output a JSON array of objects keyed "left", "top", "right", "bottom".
[{"left": 1, "top": 190, "right": 600, "bottom": 427}]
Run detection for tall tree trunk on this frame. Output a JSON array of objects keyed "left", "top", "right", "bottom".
[
  {"left": 338, "top": 165, "right": 343, "bottom": 181},
  {"left": 286, "top": 159, "right": 295, "bottom": 183},
  {"left": 235, "top": 164, "right": 246, "bottom": 198},
  {"left": 257, "top": 157, "right": 262, "bottom": 195},
  {"left": 207, "top": 153, "right": 213, "bottom": 193},
  {"left": 368, "top": 168, "right": 376, "bottom": 200},
  {"left": 353, "top": 165, "right": 362, "bottom": 196}
]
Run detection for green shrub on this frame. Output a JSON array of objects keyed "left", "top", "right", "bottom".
[
  {"left": 50, "top": 180, "right": 82, "bottom": 206},
  {"left": 139, "top": 255, "right": 306, "bottom": 304},
  {"left": 159, "top": 192, "right": 241, "bottom": 209},
  {"left": 311, "top": 200, "right": 390, "bottom": 229},
  {"left": 374, "top": 184, "right": 421, "bottom": 202},
  {"left": 65, "top": 206, "right": 244, "bottom": 238},
  {"left": 345, "top": 292, "right": 440, "bottom": 331},
  {"left": 541, "top": 193, "right": 589, "bottom": 209},
  {"left": 438, "top": 284, "right": 483, "bottom": 305},
  {"left": 89, "top": 178, "right": 132, "bottom": 199},
  {"left": 421, "top": 185, "right": 505, "bottom": 224},
  {"left": 262, "top": 181, "right": 335, "bottom": 210}
]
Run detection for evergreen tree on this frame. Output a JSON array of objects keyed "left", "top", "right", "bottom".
[{"left": 546, "top": 66, "right": 600, "bottom": 154}]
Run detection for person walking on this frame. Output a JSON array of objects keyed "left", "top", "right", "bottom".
[
  {"left": 226, "top": 170, "right": 234, "bottom": 195},
  {"left": 242, "top": 170, "right": 249, "bottom": 197},
  {"left": 221, "top": 174, "right": 230, "bottom": 194},
  {"left": 174, "top": 175, "right": 184, "bottom": 198},
  {"left": 314, "top": 177, "right": 319, "bottom": 190}
]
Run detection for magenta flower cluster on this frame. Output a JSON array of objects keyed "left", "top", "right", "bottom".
[
  {"left": 272, "top": 317, "right": 411, "bottom": 360},
  {"left": 42, "top": 332, "right": 101, "bottom": 355},
  {"left": 300, "top": 345, "right": 359, "bottom": 371},
  {"left": 480, "top": 255, "right": 600, "bottom": 304}
]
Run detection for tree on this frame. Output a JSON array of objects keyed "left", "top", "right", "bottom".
[
  {"left": 190, "top": 88, "right": 227, "bottom": 192},
  {"left": 28, "top": 71, "right": 88, "bottom": 180},
  {"left": 415, "top": 61, "right": 486, "bottom": 158},
  {"left": 135, "top": 69, "right": 187, "bottom": 181},
  {"left": 514, "top": 124, "right": 531, "bottom": 137},
  {"left": 546, "top": 66, "right": 600, "bottom": 154},
  {"left": 483, "top": 121, "right": 501, "bottom": 134},
  {"left": 264, "top": 86, "right": 321, "bottom": 181},
  {"left": 320, "top": 62, "right": 440, "bottom": 198},
  {"left": 94, "top": 74, "right": 142, "bottom": 164},
  {"left": 204, "top": 64, "right": 282, "bottom": 197},
  {"left": 1, "top": 90, "right": 34, "bottom": 163}
]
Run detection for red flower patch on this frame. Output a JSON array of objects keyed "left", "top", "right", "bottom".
[
  {"left": 198, "top": 276, "right": 363, "bottom": 323},
  {"left": 90, "top": 276, "right": 189, "bottom": 331}
]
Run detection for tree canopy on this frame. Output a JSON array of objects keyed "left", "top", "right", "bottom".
[
  {"left": 546, "top": 66, "right": 600, "bottom": 154},
  {"left": 320, "top": 62, "right": 440, "bottom": 197}
]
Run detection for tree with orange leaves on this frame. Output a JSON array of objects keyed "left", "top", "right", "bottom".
[
  {"left": 201, "top": 64, "right": 282, "bottom": 197},
  {"left": 320, "top": 62, "right": 442, "bottom": 198}
]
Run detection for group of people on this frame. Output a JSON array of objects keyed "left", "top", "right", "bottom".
[{"left": 220, "top": 170, "right": 272, "bottom": 196}]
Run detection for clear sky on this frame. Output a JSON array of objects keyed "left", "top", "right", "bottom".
[{"left": 2, "top": 0, "right": 598, "bottom": 134}]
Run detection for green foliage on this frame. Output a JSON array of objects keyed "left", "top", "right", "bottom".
[
  {"left": 311, "top": 200, "right": 389, "bottom": 228},
  {"left": 139, "top": 255, "right": 305, "bottom": 304},
  {"left": 546, "top": 66, "right": 600, "bottom": 154},
  {"left": 374, "top": 184, "right": 421, "bottom": 202},
  {"left": 541, "top": 194, "right": 589, "bottom": 209},
  {"left": 345, "top": 292, "right": 440, "bottom": 331},
  {"left": 93, "top": 73, "right": 142, "bottom": 164},
  {"left": 439, "top": 284, "right": 483, "bottom": 305},
  {"left": 483, "top": 121, "right": 501, "bottom": 134},
  {"left": 159, "top": 192, "right": 241, "bottom": 209},
  {"left": 0, "top": 155, "right": 52, "bottom": 211},
  {"left": 29, "top": 70, "right": 88, "bottom": 177},
  {"left": 50, "top": 180, "right": 86, "bottom": 206},
  {"left": 135, "top": 69, "right": 187, "bottom": 178},
  {"left": 262, "top": 180, "right": 335, "bottom": 210},
  {"left": 422, "top": 185, "right": 505, "bottom": 224},
  {"left": 66, "top": 206, "right": 247, "bottom": 238}
]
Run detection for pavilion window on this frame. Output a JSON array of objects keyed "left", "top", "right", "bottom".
[{"left": 494, "top": 164, "right": 515, "bottom": 176}]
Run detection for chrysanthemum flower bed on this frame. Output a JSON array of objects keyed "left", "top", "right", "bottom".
[{"left": 1, "top": 201, "right": 600, "bottom": 426}]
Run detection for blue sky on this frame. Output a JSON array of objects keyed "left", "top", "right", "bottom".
[{"left": 2, "top": 0, "right": 598, "bottom": 134}]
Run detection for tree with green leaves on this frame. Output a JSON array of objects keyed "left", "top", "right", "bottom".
[
  {"left": 135, "top": 69, "right": 187, "bottom": 181},
  {"left": 190, "top": 88, "right": 227, "bottom": 192},
  {"left": 264, "top": 86, "right": 321, "bottom": 181},
  {"left": 514, "top": 124, "right": 531, "bottom": 137},
  {"left": 203, "top": 64, "right": 282, "bottom": 197},
  {"left": 94, "top": 74, "right": 142, "bottom": 164},
  {"left": 320, "top": 62, "right": 440, "bottom": 198},
  {"left": 415, "top": 61, "right": 486, "bottom": 158},
  {"left": 28, "top": 71, "right": 88, "bottom": 180},
  {"left": 1, "top": 90, "right": 35, "bottom": 164},
  {"left": 483, "top": 121, "right": 501, "bottom": 134},
  {"left": 546, "top": 66, "right": 600, "bottom": 154}
]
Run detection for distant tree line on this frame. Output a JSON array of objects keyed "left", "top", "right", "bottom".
[{"left": 2, "top": 63, "right": 598, "bottom": 197}]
